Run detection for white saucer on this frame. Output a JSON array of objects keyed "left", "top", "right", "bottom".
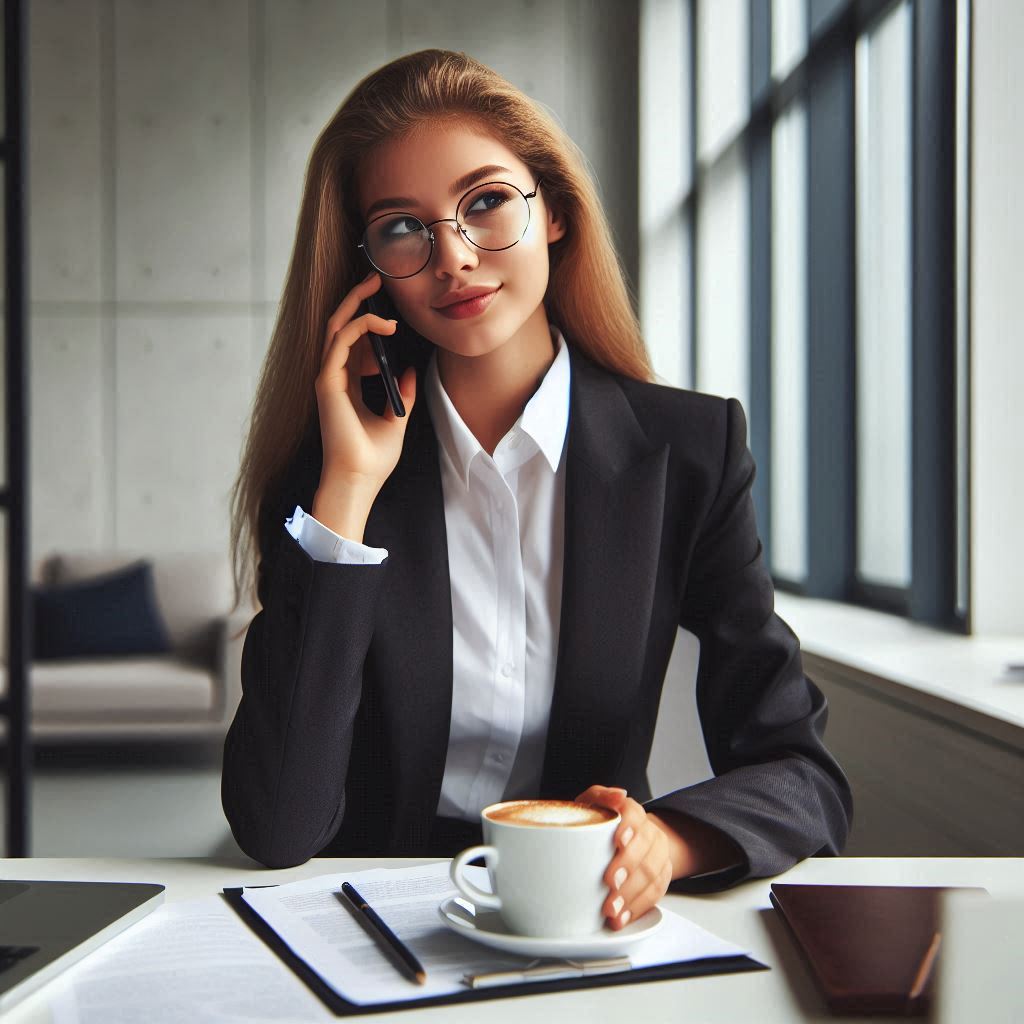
[{"left": 437, "top": 897, "right": 664, "bottom": 959}]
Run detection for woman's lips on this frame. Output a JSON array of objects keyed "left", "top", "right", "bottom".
[{"left": 435, "top": 287, "right": 500, "bottom": 320}]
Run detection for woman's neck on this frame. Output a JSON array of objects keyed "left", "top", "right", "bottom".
[{"left": 436, "top": 306, "right": 557, "bottom": 456}]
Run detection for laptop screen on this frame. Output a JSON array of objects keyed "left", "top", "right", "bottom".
[{"left": 0, "top": 879, "right": 164, "bottom": 1013}]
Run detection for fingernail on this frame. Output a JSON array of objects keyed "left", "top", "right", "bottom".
[
  {"left": 621, "top": 826, "right": 634, "bottom": 848},
  {"left": 611, "top": 896, "right": 624, "bottom": 916},
  {"left": 613, "top": 867, "right": 627, "bottom": 890},
  {"left": 620, "top": 910, "right": 632, "bottom": 926}
]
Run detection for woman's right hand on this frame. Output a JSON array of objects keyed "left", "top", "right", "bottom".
[{"left": 312, "top": 271, "right": 417, "bottom": 542}]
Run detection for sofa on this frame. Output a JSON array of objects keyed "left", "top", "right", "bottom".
[{"left": 0, "top": 550, "right": 256, "bottom": 742}]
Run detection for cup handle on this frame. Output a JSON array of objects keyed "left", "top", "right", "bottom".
[{"left": 450, "top": 845, "right": 502, "bottom": 911}]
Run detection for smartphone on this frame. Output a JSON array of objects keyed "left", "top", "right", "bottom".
[{"left": 365, "top": 292, "right": 406, "bottom": 418}]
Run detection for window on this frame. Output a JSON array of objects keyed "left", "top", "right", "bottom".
[
  {"left": 770, "top": 100, "right": 808, "bottom": 583},
  {"left": 641, "top": 0, "right": 964, "bottom": 628},
  {"left": 855, "top": 2, "right": 912, "bottom": 591}
]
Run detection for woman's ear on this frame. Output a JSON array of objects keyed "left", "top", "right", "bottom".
[{"left": 546, "top": 204, "right": 567, "bottom": 244}]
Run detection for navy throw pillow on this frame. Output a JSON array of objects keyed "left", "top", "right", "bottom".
[{"left": 32, "top": 560, "right": 172, "bottom": 661}]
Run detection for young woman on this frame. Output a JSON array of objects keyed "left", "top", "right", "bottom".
[{"left": 222, "top": 49, "right": 852, "bottom": 931}]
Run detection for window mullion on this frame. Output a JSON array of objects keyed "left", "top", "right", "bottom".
[
  {"left": 805, "top": 25, "right": 856, "bottom": 598},
  {"left": 910, "top": 0, "right": 959, "bottom": 627}
]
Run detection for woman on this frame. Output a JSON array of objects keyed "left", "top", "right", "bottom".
[{"left": 222, "top": 49, "right": 852, "bottom": 931}]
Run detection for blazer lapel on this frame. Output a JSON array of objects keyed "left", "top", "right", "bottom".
[
  {"left": 364, "top": 395, "right": 454, "bottom": 850},
  {"left": 540, "top": 353, "right": 669, "bottom": 799}
]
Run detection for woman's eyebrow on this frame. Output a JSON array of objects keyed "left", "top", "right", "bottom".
[
  {"left": 449, "top": 164, "right": 512, "bottom": 196},
  {"left": 364, "top": 164, "right": 513, "bottom": 220},
  {"left": 365, "top": 194, "right": 418, "bottom": 220}
]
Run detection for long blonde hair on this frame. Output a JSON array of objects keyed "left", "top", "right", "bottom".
[{"left": 229, "top": 49, "right": 651, "bottom": 616}]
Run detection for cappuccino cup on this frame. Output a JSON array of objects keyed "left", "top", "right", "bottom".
[{"left": 449, "top": 799, "right": 619, "bottom": 938}]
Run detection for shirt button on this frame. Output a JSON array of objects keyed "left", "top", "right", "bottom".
[
  {"left": 496, "top": 753, "right": 506, "bottom": 764},
  {"left": 501, "top": 663, "right": 514, "bottom": 677}
]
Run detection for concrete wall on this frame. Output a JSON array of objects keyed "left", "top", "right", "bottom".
[{"left": 23, "top": 0, "right": 639, "bottom": 562}]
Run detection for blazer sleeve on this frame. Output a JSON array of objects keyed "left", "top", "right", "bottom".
[
  {"left": 221, "top": 486, "right": 389, "bottom": 869},
  {"left": 646, "top": 397, "right": 853, "bottom": 891}
]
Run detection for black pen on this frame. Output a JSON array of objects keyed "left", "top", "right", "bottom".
[{"left": 340, "top": 881, "right": 426, "bottom": 985}]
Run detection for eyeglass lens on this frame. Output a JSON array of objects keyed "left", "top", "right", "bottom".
[{"left": 363, "top": 182, "right": 531, "bottom": 278}]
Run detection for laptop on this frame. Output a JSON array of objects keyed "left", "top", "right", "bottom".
[{"left": 0, "top": 879, "right": 164, "bottom": 1012}]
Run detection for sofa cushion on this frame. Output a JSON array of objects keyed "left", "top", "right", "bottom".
[
  {"left": 32, "top": 561, "right": 172, "bottom": 661},
  {"left": 0, "top": 656, "right": 215, "bottom": 717},
  {"left": 52, "top": 551, "right": 233, "bottom": 665}
]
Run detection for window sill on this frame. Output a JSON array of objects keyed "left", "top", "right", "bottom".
[{"left": 774, "top": 593, "right": 1024, "bottom": 751}]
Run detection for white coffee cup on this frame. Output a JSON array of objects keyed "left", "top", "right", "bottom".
[{"left": 449, "top": 798, "right": 620, "bottom": 938}]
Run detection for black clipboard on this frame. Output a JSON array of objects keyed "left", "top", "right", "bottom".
[{"left": 222, "top": 887, "right": 767, "bottom": 1016}]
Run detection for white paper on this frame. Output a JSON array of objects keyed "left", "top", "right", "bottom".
[
  {"left": 50, "top": 897, "right": 332, "bottom": 1024},
  {"left": 241, "top": 860, "right": 750, "bottom": 1006}
]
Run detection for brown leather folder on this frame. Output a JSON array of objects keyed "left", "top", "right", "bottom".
[{"left": 769, "top": 883, "right": 982, "bottom": 1016}]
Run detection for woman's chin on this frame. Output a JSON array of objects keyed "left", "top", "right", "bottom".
[{"left": 425, "top": 326, "right": 513, "bottom": 361}]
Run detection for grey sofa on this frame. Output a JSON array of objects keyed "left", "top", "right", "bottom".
[{"left": 0, "top": 550, "right": 255, "bottom": 742}]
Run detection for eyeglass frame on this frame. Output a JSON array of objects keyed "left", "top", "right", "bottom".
[{"left": 357, "top": 178, "right": 544, "bottom": 280}]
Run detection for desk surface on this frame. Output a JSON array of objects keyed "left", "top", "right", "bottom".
[{"left": 3, "top": 856, "right": 1021, "bottom": 1023}]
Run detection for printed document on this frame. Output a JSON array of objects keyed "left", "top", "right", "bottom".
[
  {"left": 51, "top": 897, "right": 331, "bottom": 1024},
  {"left": 241, "top": 860, "right": 749, "bottom": 1005}
]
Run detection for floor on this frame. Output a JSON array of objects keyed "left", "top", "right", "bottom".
[{"left": 0, "top": 741, "right": 246, "bottom": 859}]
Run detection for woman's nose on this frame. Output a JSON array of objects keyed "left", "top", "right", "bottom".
[{"left": 431, "top": 221, "right": 479, "bottom": 277}]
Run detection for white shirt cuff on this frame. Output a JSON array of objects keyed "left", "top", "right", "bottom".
[{"left": 284, "top": 505, "right": 388, "bottom": 565}]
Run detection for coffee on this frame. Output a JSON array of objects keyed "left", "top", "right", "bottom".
[
  {"left": 485, "top": 800, "right": 616, "bottom": 828},
  {"left": 451, "top": 798, "right": 621, "bottom": 937}
]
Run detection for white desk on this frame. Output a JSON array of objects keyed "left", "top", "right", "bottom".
[{"left": 3, "top": 857, "right": 1021, "bottom": 1022}]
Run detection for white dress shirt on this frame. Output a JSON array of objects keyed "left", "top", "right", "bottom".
[{"left": 284, "top": 327, "right": 570, "bottom": 822}]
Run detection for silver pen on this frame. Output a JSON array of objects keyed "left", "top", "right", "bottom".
[{"left": 465, "top": 956, "right": 632, "bottom": 989}]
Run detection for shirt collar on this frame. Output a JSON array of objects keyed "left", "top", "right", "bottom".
[
  {"left": 519, "top": 326, "right": 570, "bottom": 473},
  {"left": 425, "top": 325, "right": 571, "bottom": 488}
]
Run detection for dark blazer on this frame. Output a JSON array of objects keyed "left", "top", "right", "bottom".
[{"left": 222, "top": 346, "right": 852, "bottom": 889}]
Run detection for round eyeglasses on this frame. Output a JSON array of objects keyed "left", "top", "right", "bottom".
[{"left": 358, "top": 179, "right": 543, "bottom": 279}]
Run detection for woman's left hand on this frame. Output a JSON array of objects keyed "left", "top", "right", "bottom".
[{"left": 575, "top": 785, "right": 675, "bottom": 930}]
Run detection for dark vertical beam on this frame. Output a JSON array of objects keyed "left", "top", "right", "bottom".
[
  {"left": 954, "top": 0, "right": 972, "bottom": 628},
  {"left": 688, "top": 0, "right": 700, "bottom": 390},
  {"left": 685, "top": 0, "right": 697, "bottom": 391},
  {"left": 750, "top": 0, "right": 772, "bottom": 96},
  {"left": 810, "top": 0, "right": 850, "bottom": 38},
  {"left": 4, "top": 0, "right": 31, "bottom": 857},
  {"left": 748, "top": 0, "right": 773, "bottom": 556},
  {"left": 806, "top": 27, "right": 856, "bottom": 598},
  {"left": 910, "top": 0, "right": 958, "bottom": 625}
]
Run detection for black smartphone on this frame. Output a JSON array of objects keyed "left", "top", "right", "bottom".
[{"left": 365, "top": 292, "right": 406, "bottom": 418}]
